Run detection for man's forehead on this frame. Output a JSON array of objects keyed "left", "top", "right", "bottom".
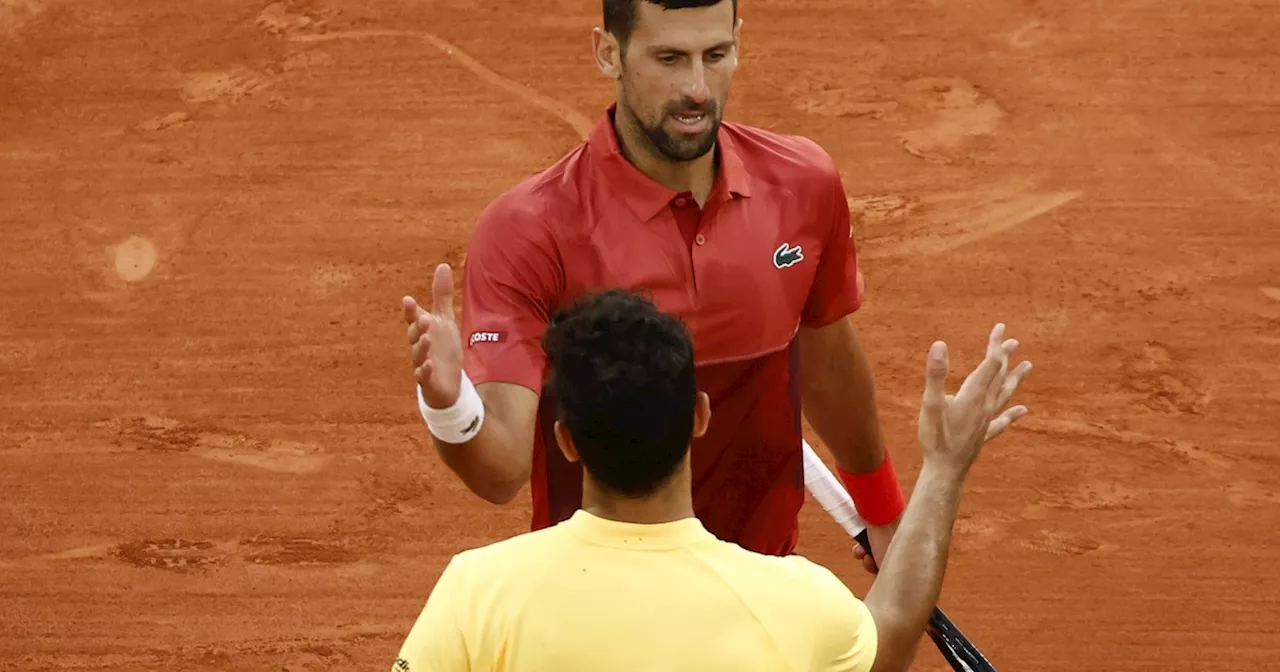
[{"left": 629, "top": 0, "right": 736, "bottom": 48}]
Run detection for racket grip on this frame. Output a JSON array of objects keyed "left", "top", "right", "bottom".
[
  {"left": 859, "top": 520, "right": 991, "bottom": 669},
  {"left": 802, "top": 441, "right": 994, "bottom": 671},
  {"left": 853, "top": 528, "right": 872, "bottom": 554}
]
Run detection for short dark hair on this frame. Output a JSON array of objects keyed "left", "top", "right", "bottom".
[
  {"left": 542, "top": 289, "right": 697, "bottom": 498},
  {"left": 603, "top": 0, "right": 738, "bottom": 49}
]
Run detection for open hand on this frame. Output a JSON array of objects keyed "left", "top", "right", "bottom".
[
  {"left": 919, "top": 323, "right": 1032, "bottom": 473},
  {"left": 402, "top": 263, "right": 464, "bottom": 410},
  {"left": 852, "top": 324, "right": 1031, "bottom": 574}
]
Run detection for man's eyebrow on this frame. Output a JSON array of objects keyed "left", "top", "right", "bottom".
[{"left": 649, "top": 40, "right": 737, "bottom": 54}]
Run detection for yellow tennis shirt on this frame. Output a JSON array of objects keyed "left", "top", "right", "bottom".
[{"left": 392, "top": 509, "right": 878, "bottom": 671}]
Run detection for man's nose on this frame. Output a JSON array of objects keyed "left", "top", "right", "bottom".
[{"left": 680, "top": 63, "right": 711, "bottom": 104}]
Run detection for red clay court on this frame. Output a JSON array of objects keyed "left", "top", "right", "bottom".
[{"left": 2, "top": 0, "right": 1278, "bottom": 669}]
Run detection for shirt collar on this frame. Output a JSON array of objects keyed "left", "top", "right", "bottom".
[
  {"left": 586, "top": 103, "right": 752, "bottom": 222},
  {"left": 563, "top": 509, "right": 713, "bottom": 550}
]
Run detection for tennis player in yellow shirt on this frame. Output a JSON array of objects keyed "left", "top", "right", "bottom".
[{"left": 392, "top": 289, "right": 1028, "bottom": 671}]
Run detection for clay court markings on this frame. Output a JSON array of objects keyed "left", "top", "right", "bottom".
[
  {"left": 220, "top": 6, "right": 1128, "bottom": 576},
  {"left": 82, "top": 3, "right": 1092, "bottom": 280},
  {"left": 66, "top": 0, "right": 1263, "bottom": 578},
  {"left": 26, "top": 2, "right": 1267, "bottom": 296},
  {"left": 278, "top": 23, "right": 1086, "bottom": 260},
  {"left": 105, "top": 414, "right": 334, "bottom": 474},
  {"left": 849, "top": 185, "right": 1083, "bottom": 259},
  {"left": 286, "top": 28, "right": 595, "bottom": 138},
  {"left": 112, "top": 236, "right": 158, "bottom": 283},
  {"left": 256, "top": 6, "right": 1101, "bottom": 548},
  {"left": 58, "top": 1, "right": 1263, "bottom": 532}
]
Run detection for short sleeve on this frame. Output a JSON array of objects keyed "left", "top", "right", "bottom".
[
  {"left": 800, "top": 168, "right": 865, "bottom": 327},
  {"left": 392, "top": 557, "right": 471, "bottom": 671},
  {"left": 806, "top": 562, "right": 879, "bottom": 672},
  {"left": 460, "top": 195, "right": 563, "bottom": 393}
]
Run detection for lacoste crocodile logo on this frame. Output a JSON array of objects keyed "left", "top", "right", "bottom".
[{"left": 773, "top": 242, "right": 804, "bottom": 269}]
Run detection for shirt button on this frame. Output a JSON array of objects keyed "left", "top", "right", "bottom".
[
  {"left": 674, "top": 197, "right": 688, "bottom": 207},
  {"left": 695, "top": 234, "right": 706, "bottom": 245}
]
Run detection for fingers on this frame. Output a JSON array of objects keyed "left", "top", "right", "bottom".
[
  {"left": 921, "top": 341, "right": 949, "bottom": 417},
  {"left": 957, "top": 324, "right": 1012, "bottom": 404},
  {"left": 999, "top": 338, "right": 1018, "bottom": 372},
  {"left": 431, "top": 263, "right": 455, "bottom": 319},
  {"left": 984, "top": 323, "right": 1007, "bottom": 360},
  {"left": 411, "top": 329, "right": 429, "bottom": 367},
  {"left": 404, "top": 295, "right": 431, "bottom": 346},
  {"left": 984, "top": 404, "right": 1029, "bottom": 442},
  {"left": 852, "top": 544, "right": 879, "bottom": 574},
  {"left": 993, "top": 359, "right": 1033, "bottom": 410},
  {"left": 409, "top": 313, "right": 444, "bottom": 372},
  {"left": 985, "top": 337, "right": 1019, "bottom": 407},
  {"left": 402, "top": 296, "right": 420, "bottom": 325},
  {"left": 957, "top": 350, "right": 1004, "bottom": 405},
  {"left": 406, "top": 310, "right": 433, "bottom": 346},
  {"left": 404, "top": 264, "right": 457, "bottom": 390},
  {"left": 918, "top": 341, "right": 951, "bottom": 448}
]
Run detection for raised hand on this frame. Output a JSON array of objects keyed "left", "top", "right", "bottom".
[
  {"left": 977, "top": 323, "right": 1033, "bottom": 442},
  {"left": 402, "top": 263, "right": 464, "bottom": 410},
  {"left": 919, "top": 323, "right": 1032, "bottom": 473},
  {"left": 853, "top": 324, "right": 1033, "bottom": 574}
]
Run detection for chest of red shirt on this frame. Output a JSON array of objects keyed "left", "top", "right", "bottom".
[{"left": 557, "top": 182, "right": 825, "bottom": 365}]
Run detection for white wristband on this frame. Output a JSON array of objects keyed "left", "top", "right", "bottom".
[{"left": 417, "top": 371, "right": 485, "bottom": 444}]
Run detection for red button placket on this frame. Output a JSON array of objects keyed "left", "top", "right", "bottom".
[{"left": 671, "top": 193, "right": 703, "bottom": 295}]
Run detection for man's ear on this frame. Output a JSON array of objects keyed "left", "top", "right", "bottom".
[
  {"left": 691, "top": 391, "right": 711, "bottom": 439},
  {"left": 554, "top": 420, "right": 581, "bottom": 463},
  {"left": 591, "top": 26, "right": 622, "bottom": 80},
  {"left": 732, "top": 17, "right": 744, "bottom": 66}
]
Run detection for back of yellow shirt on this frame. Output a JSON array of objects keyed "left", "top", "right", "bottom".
[{"left": 394, "top": 510, "right": 877, "bottom": 672}]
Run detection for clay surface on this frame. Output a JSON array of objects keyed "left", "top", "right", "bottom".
[{"left": 3, "top": 0, "right": 1278, "bottom": 669}]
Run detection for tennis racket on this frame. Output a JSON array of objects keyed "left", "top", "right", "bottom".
[{"left": 802, "top": 440, "right": 995, "bottom": 672}]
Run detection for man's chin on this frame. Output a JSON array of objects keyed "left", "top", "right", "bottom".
[{"left": 655, "top": 127, "right": 719, "bottom": 162}]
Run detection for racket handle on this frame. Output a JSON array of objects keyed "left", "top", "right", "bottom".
[
  {"left": 805, "top": 442, "right": 994, "bottom": 671},
  {"left": 852, "top": 526, "right": 988, "bottom": 670}
]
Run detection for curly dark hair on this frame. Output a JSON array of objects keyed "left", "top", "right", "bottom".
[{"left": 542, "top": 289, "right": 697, "bottom": 498}]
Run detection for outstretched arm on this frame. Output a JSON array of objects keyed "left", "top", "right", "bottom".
[
  {"left": 403, "top": 266, "right": 540, "bottom": 504},
  {"left": 402, "top": 199, "right": 562, "bottom": 504},
  {"left": 862, "top": 327, "right": 1029, "bottom": 671},
  {"left": 813, "top": 326, "right": 1031, "bottom": 672}
]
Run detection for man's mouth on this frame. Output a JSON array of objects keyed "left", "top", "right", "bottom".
[{"left": 671, "top": 111, "right": 710, "bottom": 132}]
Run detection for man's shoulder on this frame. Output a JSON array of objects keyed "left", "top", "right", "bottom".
[
  {"left": 721, "top": 121, "right": 841, "bottom": 185},
  {"left": 444, "top": 524, "right": 570, "bottom": 582},
  {"left": 712, "top": 545, "right": 870, "bottom": 626},
  {"left": 696, "top": 535, "right": 841, "bottom": 587},
  {"left": 476, "top": 145, "right": 592, "bottom": 231}
]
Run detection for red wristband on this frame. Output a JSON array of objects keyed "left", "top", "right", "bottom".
[{"left": 836, "top": 451, "right": 905, "bottom": 526}]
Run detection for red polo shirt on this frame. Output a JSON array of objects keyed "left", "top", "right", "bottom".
[{"left": 459, "top": 106, "right": 864, "bottom": 556}]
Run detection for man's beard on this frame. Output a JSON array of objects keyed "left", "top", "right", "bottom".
[{"left": 628, "top": 96, "right": 722, "bottom": 163}]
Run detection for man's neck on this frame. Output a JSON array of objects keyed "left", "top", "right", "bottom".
[
  {"left": 613, "top": 107, "right": 718, "bottom": 205},
  {"left": 580, "top": 471, "right": 695, "bottom": 525}
]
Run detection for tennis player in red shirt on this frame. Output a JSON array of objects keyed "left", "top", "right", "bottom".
[{"left": 401, "top": 0, "right": 1030, "bottom": 563}]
